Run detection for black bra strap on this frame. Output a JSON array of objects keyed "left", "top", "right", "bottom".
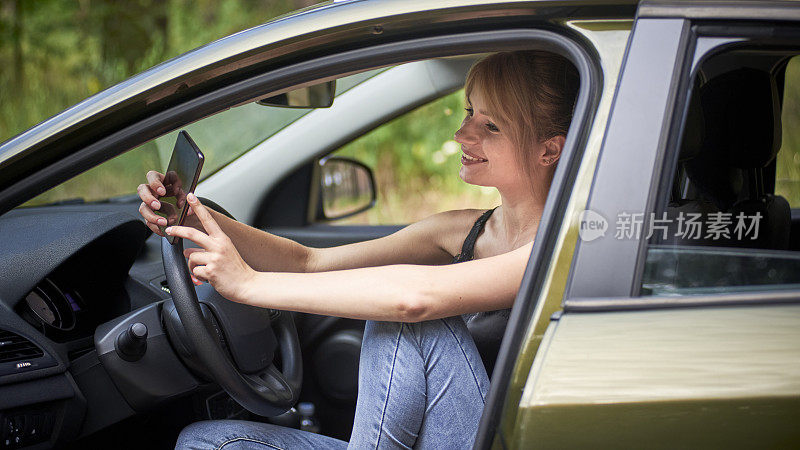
[{"left": 453, "top": 208, "right": 497, "bottom": 263}]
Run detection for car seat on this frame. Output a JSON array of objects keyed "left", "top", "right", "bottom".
[{"left": 664, "top": 67, "right": 790, "bottom": 249}]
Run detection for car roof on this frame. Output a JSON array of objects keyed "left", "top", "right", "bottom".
[{"left": 0, "top": 0, "right": 637, "bottom": 171}]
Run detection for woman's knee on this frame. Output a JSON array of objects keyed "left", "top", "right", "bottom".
[
  {"left": 175, "top": 420, "right": 282, "bottom": 450},
  {"left": 363, "top": 320, "right": 402, "bottom": 340},
  {"left": 176, "top": 420, "right": 347, "bottom": 450},
  {"left": 362, "top": 317, "right": 468, "bottom": 352},
  {"left": 176, "top": 420, "right": 226, "bottom": 449}
]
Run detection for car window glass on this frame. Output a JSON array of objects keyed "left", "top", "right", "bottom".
[
  {"left": 21, "top": 69, "right": 383, "bottom": 207},
  {"left": 639, "top": 51, "right": 800, "bottom": 296},
  {"left": 776, "top": 56, "right": 800, "bottom": 206},
  {"left": 324, "top": 89, "right": 500, "bottom": 225}
]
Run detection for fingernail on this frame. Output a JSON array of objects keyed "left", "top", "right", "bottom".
[
  {"left": 151, "top": 200, "right": 160, "bottom": 209},
  {"left": 157, "top": 187, "right": 166, "bottom": 196},
  {"left": 165, "top": 227, "right": 172, "bottom": 234},
  {"left": 187, "top": 193, "right": 196, "bottom": 202},
  {"left": 158, "top": 218, "right": 167, "bottom": 226}
]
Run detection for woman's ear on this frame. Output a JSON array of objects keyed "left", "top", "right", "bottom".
[{"left": 540, "top": 135, "right": 566, "bottom": 166}]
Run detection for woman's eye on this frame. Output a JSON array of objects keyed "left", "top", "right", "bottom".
[
  {"left": 486, "top": 122, "right": 499, "bottom": 132},
  {"left": 464, "top": 107, "right": 474, "bottom": 117}
]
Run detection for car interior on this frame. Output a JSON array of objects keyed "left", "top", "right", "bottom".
[
  {"left": 644, "top": 47, "right": 800, "bottom": 296},
  {"left": 0, "top": 44, "right": 588, "bottom": 448}
]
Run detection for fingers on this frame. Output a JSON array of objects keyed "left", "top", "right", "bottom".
[
  {"left": 138, "top": 201, "right": 168, "bottom": 227},
  {"left": 186, "top": 250, "right": 209, "bottom": 282},
  {"left": 165, "top": 225, "right": 214, "bottom": 249},
  {"left": 192, "top": 266, "right": 210, "bottom": 282},
  {"left": 146, "top": 170, "right": 167, "bottom": 196},
  {"left": 187, "top": 249, "right": 212, "bottom": 267},
  {"left": 186, "top": 194, "right": 223, "bottom": 236},
  {"left": 138, "top": 170, "right": 167, "bottom": 233},
  {"left": 183, "top": 247, "right": 206, "bottom": 285},
  {"left": 137, "top": 183, "right": 161, "bottom": 211},
  {"left": 183, "top": 247, "right": 204, "bottom": 258},
  {"left": 144, "top": 220, "right": 164, "bottom": 236}
]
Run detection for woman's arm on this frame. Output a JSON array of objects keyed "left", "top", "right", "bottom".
[
  {"left": 196, "top": 208, "right": 461, "bottom": 273},
  {"left": 242, "top": 245, "right": 530, "bottom": 322},
  {"left": 167, "top": 194, "right": 528, "bottom": 321},
  {"left": 186, "top": 209, "right": 312, "bottom": 273},
  {"left": 140, "top": 171, "right": 461, "bottom": 273}
]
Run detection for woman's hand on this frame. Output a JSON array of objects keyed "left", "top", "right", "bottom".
[
  {"left": 137, "top": 170, "right": 196, "bottom": 236},
  {"left": 165, "top": 193, "right": 257, "bottom": 304},
  {"left": 137, "top": 170, "right": 169, "bottom": 235}
]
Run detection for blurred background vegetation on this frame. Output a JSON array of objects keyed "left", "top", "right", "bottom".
[
  {"left": 0, "top": 0, "right": 311, "bottom": 140},
  {"left": 1, "top": 0, "right": 499, "bottom": 223},
  {"left": 8, "top": 2, "right": 798, "bottom": 223}
]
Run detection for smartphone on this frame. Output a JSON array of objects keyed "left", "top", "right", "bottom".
[{"left": 154, "top": 130, "right": 204, "bottom": 244}]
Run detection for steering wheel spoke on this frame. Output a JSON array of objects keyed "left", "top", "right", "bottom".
[{"left": 161, "top": 217, "right": 301, "bottom": 417}]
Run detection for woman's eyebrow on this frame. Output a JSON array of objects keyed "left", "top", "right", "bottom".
[{"left": 465, "top": 96, "right": 494, "bottom": 117}]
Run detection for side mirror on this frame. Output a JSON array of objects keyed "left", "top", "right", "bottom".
[
  {"left": 316, "top": 157, "right": 376, "bottom": 221},
  {"left": 256, "top": 81, "right": 336, "bottom": 108}
]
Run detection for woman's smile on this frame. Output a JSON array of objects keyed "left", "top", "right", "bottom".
[
  {"left": 454, "top": 88, "right": 519, "bottom": 188},
  {"left": 461, "top": 148, "right": 488, "bottom": 165}
]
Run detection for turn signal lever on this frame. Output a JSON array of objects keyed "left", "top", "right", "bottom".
[{"left": 115, "top": 322, "right": 148, "bottom": 362}]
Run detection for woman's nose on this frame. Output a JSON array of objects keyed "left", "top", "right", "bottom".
[{"left": 454, "top": 121, "right": 478, "bottom": 144}]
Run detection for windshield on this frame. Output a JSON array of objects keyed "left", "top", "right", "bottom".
[{"left": 21, "top": 70, "right": 381, "bottom": 207}]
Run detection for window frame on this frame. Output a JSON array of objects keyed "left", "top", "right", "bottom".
[
  {"left": 566, "top": 17, "right": 800, "bottom": 309},
  {"left": 0, "top": 22, "right": 603, "bottom": 447}
]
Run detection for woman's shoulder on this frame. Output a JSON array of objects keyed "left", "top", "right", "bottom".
[
  {"left": 415, "top": 208, "right": 496, "bottom": 256},
  {"left": 421, "top": 208, "right": 491, "bottom": 228}
]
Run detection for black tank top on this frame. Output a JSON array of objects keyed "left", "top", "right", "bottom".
[{"left": 453, "top": 208, "right": 511, "bottom": 377}]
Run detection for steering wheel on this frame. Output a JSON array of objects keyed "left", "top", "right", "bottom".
[{"left": 160, "top": 198, "right": 301, "bottom": 417}]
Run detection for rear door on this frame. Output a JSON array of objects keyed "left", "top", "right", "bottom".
[{"left": 516, "top": 3, "right": 800, "bottom": 448}]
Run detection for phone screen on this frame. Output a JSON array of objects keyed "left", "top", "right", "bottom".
[{"left": 154, "top": 131, "right": 204, "bottom": 244}]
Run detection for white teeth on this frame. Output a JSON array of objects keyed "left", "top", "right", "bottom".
[{"left": 462, "top": 152, "right": 484, "bottom": 162}]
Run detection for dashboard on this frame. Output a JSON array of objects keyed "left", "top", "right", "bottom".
[
  {"left": 0, "top": 201, "right": 174, "bottom": 448},
  {"left": 0, "top": 198, "right": 365, "bottom": 448}
]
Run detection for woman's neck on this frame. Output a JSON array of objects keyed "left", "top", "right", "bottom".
[{"left": 495, "top": 181, "right": 549, "bottom": 250}]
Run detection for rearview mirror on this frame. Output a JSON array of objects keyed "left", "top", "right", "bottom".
[
  {"left": 256, "top": 80, "right": 336, "bottom": 108},
  {"left": 316, "top": 157, "right": 376, "bottom": 221}
]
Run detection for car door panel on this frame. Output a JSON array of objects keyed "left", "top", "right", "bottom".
[
  {"left": 527, "top": 5, "right": 800, "bottom": 449},
  {"left": 516, "top": 303, "right": 800, "bottom": 448}
]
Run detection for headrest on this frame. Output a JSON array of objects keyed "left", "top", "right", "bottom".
[
  {"left": 684, "top": 158, "right": 742, "bottom": 211},
  {"left": 700, "top": 67, "right": 782, "bottom": 169}
]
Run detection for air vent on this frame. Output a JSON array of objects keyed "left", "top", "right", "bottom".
[
  {"left": 18, "top": 277, "right": 78, "bottom": 333},
  {"left": 0, "top": 330, "right": 44, "bottom": 363}
]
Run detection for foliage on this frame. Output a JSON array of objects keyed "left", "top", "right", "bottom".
[
  {"left": 3, "top": 1, "right": 497, "bottom": 223},
  {"left": 334, "top": 90, "right": 499, "bottom": 224},
  {"left": 0, "top": 0, "right": 303, "bottom": 141},
  {"left": 9, "top": 2, "right": 799, "bottom": 224}
]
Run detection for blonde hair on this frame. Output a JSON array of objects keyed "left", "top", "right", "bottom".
[{"left": 464, "top": 51, "right": 579, "bottom": 184}]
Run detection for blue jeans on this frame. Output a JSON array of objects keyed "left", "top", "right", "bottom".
[{"left": 176, "top": 316, "right": 490, "bottom": 449}]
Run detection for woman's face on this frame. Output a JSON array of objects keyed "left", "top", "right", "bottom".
[{"left": 454, "top": 88, "right": 525, "bottom": 191}]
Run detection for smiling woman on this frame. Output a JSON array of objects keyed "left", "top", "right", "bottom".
[
  {"left": 0, "top": 0, "right": 610, "bottom": 446},
  {"left": 156, "top": 50, "right": 579, "bottom": 449}
]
